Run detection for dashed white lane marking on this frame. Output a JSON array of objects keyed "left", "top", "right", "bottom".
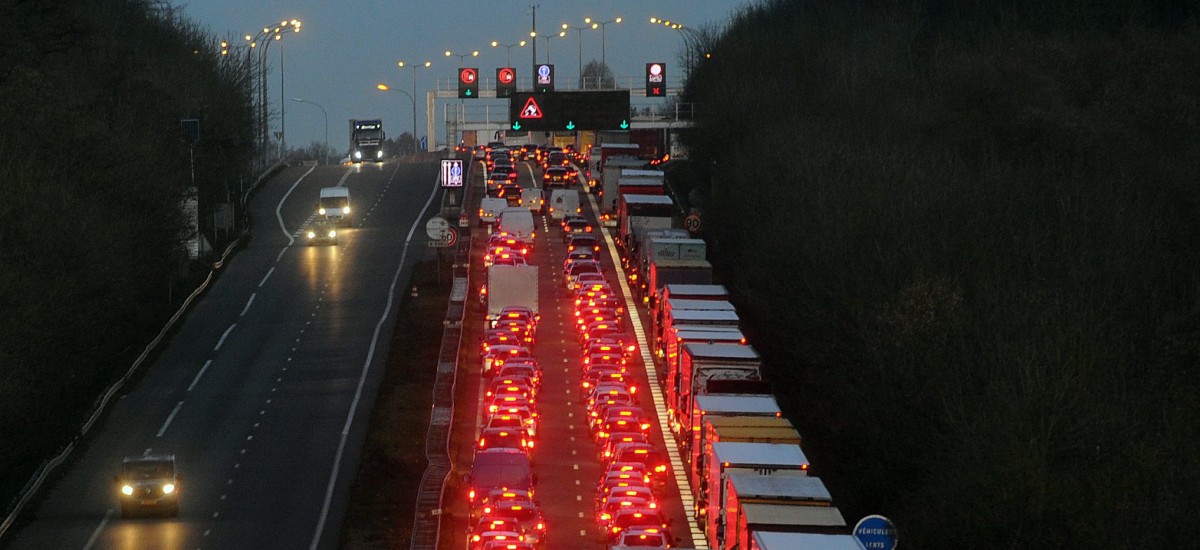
[
  {"left": 81, "top": 508, "right": 113, "bottom": 550},
  {"left": 214, "top": 324, "right": 236, "bottom": 351},
  {"left": 309, "top": 163, "right": 438, "bottom": 550},
  {"left": 156, "top": 401, "right": 184, "bottom": 437},
  {"left": 187, "top": 360, "right": 212, "bottom": 391},
  {"left": 258, "top": 267, "right": 276, "bottom": 287},
  {"left": 239, "top": 293, "right": 257, "bottom": 316}
]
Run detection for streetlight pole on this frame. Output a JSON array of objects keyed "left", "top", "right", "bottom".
[
  {"left": 584, "top": 16, "right": 621, "bottom": 75},
  {"left": 650, "top": 17, "right": 704, "bottom": 80},
  {"left": 491, "top": 40, "right": 527, "bottom": 67},
  {"left": 375, "top": 85, "right": 414, "bottom": 155},
  {"left": 397, "top": 60, "right": 431, "bottom": 153},
  {"left": 291, "top": 97, "right": 327, "bottom": 163},
  {"left": 561, "top": 23, "right": 588, "bottom": 87},
  {"left": 533, "top": 31, "right": 566, "bottom": 65}
]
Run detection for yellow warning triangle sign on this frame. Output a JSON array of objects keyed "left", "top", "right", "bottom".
[{"left": 519, "top": 97, "right": 543, "bottom": 119}]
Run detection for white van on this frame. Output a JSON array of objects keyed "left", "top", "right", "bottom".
[
  {"left": 479, "top": 197, "right": 508, "bottom": 226},
  {"left": 318, "top": 187, "right": 352, "bottom": 226},
  {"left": 498, "top": 207, "right": 536, "bottom": 244},
  {"left": 548, "top": 189, "right": 581, "bottom": 220},
  {"left": 521, "top": 188, "right": 545, "bottom": 214}
]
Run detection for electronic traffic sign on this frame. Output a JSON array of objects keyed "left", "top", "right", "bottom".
[
  {"left": 535, "top": 63, "right": 554, "bottom": 93},
  {"left": 458, "top": 67, "right": 478, "bottom": 98},
  {"left": 646, "top": 63, "right": 666, "bottom": 97},
  {"left": 496, "top": 67, "right": 516, "bottom": 97},
  {"left": 508, "top": 91, "right": 630, "bottom": 132}
]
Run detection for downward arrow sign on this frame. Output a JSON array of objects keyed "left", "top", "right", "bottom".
[
  {"left": 512, "top": 121, "right": 522, "bottom": 130},
  {"left": 619, "top": 119, "right": 630, "bottom": 129},
  {"left": 566, "top": 121, "right": 576, "bottom": 130}
]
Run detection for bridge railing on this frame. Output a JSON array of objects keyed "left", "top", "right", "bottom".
[{"left": 443, "top": 102, "right": 696, "bottom": 127}]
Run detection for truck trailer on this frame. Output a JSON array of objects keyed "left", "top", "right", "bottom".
[
  {"left": 702, "top": 442, "right": 810, "bottom": 538},
  {"left": 722, "top": 474, "right": 844, "bottom": 550},
  {"left": 676, "top": 343, "right": 765, "bottom": 442},
  {"left": 485, "top": 265, "right": 539, "bottom": 322}
]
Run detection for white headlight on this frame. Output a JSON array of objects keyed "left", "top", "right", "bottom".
[
  {"left": 354, "top": 151, "right": 362, "bottom": 159},
  {"left": 376, "top": 150, "right": 383, "bottom": 158},
  {"left": 162, "top": 483, "right": 175, "bottom": 494},
  {"left": 342, "top": 206, "right": 351, "bottom": 214},
  {"left": 328, "top": 230, "right": 337, "bottom": 238},
  {"left": 121, "top": 485, "right": 133, "bottom": 496},
  {"left": 318, "top": 207, "right": 326, "bottom": 215},
  {"left": 307, "top": 231, "right": 316, "bottom": 239}
]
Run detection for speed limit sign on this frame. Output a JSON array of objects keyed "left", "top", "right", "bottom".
[{"left": 684, "top": 212, "right": 702, "bottom": 234}]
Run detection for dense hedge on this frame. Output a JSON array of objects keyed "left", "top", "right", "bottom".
[
  {"left": 683, "top": 0, "right": 1200, "bottom": 546},
  {"left": 0, "top": 0, "right": 255, "bottom": 508}
]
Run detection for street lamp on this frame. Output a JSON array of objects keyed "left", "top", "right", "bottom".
[
  {"left": 490, "top": 40, "right": 527, "bottom": 67},
  {"left": 444, "top": 49, "right": 480, "bottom": 66},
  {"left": 650, "top": 17, "right": 705, "bottom": 79},
  {"left": 396, "top": 60, "right": 432, "bottom": 153},
  {"left": 374, "top": 85, "right": 414, "bottom": 155},
  {"left": 530, "top": 30, "right": 566, "bottom": 65},
  {"left": 291, "top": 97, "right": 328, "bottom": 163},
  {"left": 561, "top": 23, "right": 590, "bottom": 88},
  {"left": 584, "top": 16, "right": 621, "bottom": 72},
  {"left": 244, "top": 19, "right": 300, "bottom": 162}
]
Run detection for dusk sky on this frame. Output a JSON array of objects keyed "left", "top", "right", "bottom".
[{"left": 178, "top": 1, "right": 748, "bottom": 153}]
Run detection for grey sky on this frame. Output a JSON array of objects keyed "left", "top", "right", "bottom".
[{"left": 177, "top": 1, "right": 747, "bottom": 153}]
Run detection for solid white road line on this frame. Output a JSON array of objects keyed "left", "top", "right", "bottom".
[
  {"left": 214, "top": 324, "right": 236, "bottom": 351},
  {"left": 275, "top": 165, "right": 318, "bottom": 246},
  {"left": 188, "top": 360, "right": 212, "bottom": 391},
  {"left": 156, "top": 401, "right": 184, "bottom": 437},
  {"left": 309, "top": 164, "right": 438, "bottom": 550}
]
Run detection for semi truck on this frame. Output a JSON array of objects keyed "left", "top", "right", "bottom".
[
  {"left": 598, "top": 158, "right": 650, "bottom": 218},
  {"left": 653, "top": 284, "right": 730, "bottom": 319},
  {"left": 722, "top": 474, "right": 844, "bottom": 550},
  {"left": 661, "top": 325, "right": 745, "bottom": 377},
  {"left": 694, "top": 411, "right": 796, "bottom": 493},
  {"left": 349, "top": 119, "right": 385, "bottom": 162},
  {"left": 675, "top": 343, "right": 765, "bottom": 440},
  {"left": 751, "top": 532, "right": 864, "bottom": 550},
  {"left": 485, "top": 265, "right": 539, "bottom": 322},
  {"left": 617, "top": 194, "right": 676, "bottom": 251},
  {"left": 701, "top": 442, "right": 810, "bottom": 537},
  {"left": 653, "top": 298, "right": 736, "bottom": 354},
  {"left": 646, "top": 258, "right": 713, "bottom": 307},
  {"left": 658, "top": 310, "right": 741, "bottom": 372}
]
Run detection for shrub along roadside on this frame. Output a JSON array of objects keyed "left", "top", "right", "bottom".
[
  {"left": 340, "top": 260, "right": 451, "bottom": 549},
  {"left": 683, "top": 0, "right": 1200, "bottom": 546},
  {"left": 0, "top": 0, "right": 256, "bottom": 515}
]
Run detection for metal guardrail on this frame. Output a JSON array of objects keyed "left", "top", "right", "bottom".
[
  {"left": 409, "top": 223, "right": 472, "bottom": 549},
  {"left": 0, "top": 162, "right": 285, "bottom": 542}
]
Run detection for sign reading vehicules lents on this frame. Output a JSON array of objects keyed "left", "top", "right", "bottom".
[{"left": 508, "top": 91, "right": 630, "bottom": 132}]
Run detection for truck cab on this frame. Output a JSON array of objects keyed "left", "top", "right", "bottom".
[{"left": 114, "top": 454, "right": 180, "bottom": 517}]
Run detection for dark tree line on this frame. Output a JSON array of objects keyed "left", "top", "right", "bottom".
[
  {"left": 0, "top": 0, "right": 257, "bottom": 506},
  {"left": 680, "top": 0, "right": 1200, "bottom": 546}
]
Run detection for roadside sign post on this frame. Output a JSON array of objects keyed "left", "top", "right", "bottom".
[{"left": 853, "top": 515, "right": 898, "bottom": 550}]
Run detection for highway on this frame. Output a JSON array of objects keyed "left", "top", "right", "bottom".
[
  {"left": 5, "top": 160, "right": 442, "bottom": 550},
  {"left": 443, "top": 155, "right": 697, "bottom": 549}
]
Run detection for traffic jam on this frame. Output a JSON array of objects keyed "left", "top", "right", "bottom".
[{"left": 460, "top": 141, "right": 867, "bottom": 550}]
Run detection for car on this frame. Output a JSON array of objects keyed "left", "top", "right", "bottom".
[
  {"left": 497, "top": 306, "right": 539, "bottom": 331},
  {"left": 561, "top": 218, "right": 594, "bottom": 240},
  {"left": 473, "top": 146, "right": 488, "bottom": 160},
  {"left": 470, "top": 530, "right": 525, "bottom": 550},
  {"left": 485, "top": 377, "right": 537, "bottom": 403},
  {"left": 611, "top": 526, "right": 671, "bottom": 549},
  {"left": 477, "top": 426, "right": 533, "bottom": 453},
  {"left": 487, "top": 407, "right": 539, "bottom": 438},
  {"left": 481, "top": 498, "right": 547, "bottom": 547},
  {"left": 542, "top": 166, "right": 570, "bottom": 187},
  {"left": 598, "top": 496, "right": 657, "bottom": 530},
  {"left": 496, "top": 364, "right": 542, "bottom": 390},
  {"left": 565, "top": 261, "right": 602, "bottom": 289},
  {"left": 497, "top": 182, "right": 523, "bottom": 199},
  {"left": 482, "top": 344, "right": 532, "bottom": 374},
  {"left": 115, "top": 454, "right": 180, "bottom": 517},
  {"left": 305, "top": 219, "right": 338, "bottom": 246},
  {"left": 609, "top": 443, "right": 671, "bottom": 478},
  {"left": 567, "top": 233, "right": 601, "bottom": 253},
  {"left": 491, "top": 252, "right": 529, "bottom": 267},
  {"left": 606, "top": 508, "right": 669, "bottom": 543},
  {"left": 572, "top": 272, "right": 608, "bottom": 291},
  {"left": 486, "top": 173, "right": 510, "bottom": 195},
  {"left": 481, "top": 541, "right": 535, "bottom": 550},
  {"left": 599, "top": 432, "right": 651, "bottom": 462},
  {"left": 470, "top": 517, "right": 523, "bottom": 545}
]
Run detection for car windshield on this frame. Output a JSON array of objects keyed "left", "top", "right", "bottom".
[
  {"left": 124, "top": 461, "right": 172, "bottom": 479},
  {"left": 320, "top": 197, "right": 348, "bottom": 208}
]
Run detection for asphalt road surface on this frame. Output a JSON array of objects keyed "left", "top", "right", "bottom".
[
  {"left": 5, "top": 160, "right": 443, "bottom": 550},
  {"left": 442, "top": 156, "right": 697, "bottom": 549}
]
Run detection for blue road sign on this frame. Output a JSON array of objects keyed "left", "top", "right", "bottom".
[
  {"left": 420, "top": 136, "right": 428, "bottom": 150},
  {"left": 440, "top": 159, "right": 463, "bottom": 187},
  {"left": 854, "top": 515, "right": 897, "bottom": 550}
]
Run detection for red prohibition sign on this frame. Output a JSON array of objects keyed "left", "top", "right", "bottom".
[
  {"left": 498, "top": 68, "right": 515, "bottom": 84},
  {"left": 460, "top": 68, "right": 477, "bottom": 83}
]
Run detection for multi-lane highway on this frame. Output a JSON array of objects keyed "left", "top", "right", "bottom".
[
  {"left": 442, "top": 152, "right": 698, "bottom": 549},
  {"left": 5, "top": 160, "right": 442, "bottom": 550}
]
